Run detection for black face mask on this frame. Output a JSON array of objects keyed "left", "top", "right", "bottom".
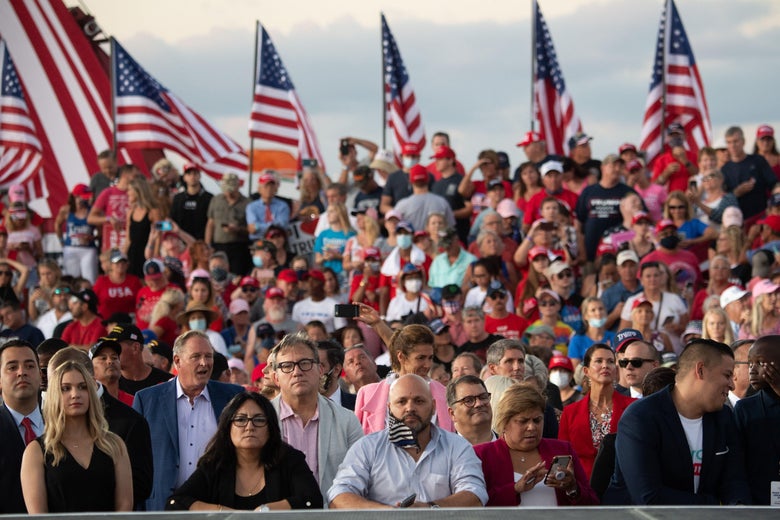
[{"left": 659, "top": 235, "right": 681, "bottom": 249}]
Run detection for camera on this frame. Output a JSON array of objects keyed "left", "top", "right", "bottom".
[{"left": 339, "top": 139, "right": 351, "bottom": 156}]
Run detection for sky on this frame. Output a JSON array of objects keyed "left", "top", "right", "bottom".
[{"left": 73, "top": 0, "right": 780, "bottom": 175}]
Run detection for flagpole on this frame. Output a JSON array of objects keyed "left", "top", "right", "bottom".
[
  {"left": 530, "top": 0, "right": 536, "bottom": 132},
  {"left": 660, "top": 0, "right": 669, "bottom": 141},
  {"left": 248, "top": 21, "right": 259, "bottom": 198},
  {"left": 380, "top": 13, "right": 387, "bottom": 149},
  {"left": 109, "top": 37, "right": 117, "bottom": 154}
]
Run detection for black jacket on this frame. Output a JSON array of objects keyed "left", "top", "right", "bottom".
[{"left": 0, "top": 403, "right": 31, "bottom": 513}]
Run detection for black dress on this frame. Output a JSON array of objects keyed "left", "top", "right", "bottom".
[
  {"left": 38, "top": 439, "right": 116, "bottom": 512},
  {"left": 126, "top": 211, "right": 151, "bottom": 277}
]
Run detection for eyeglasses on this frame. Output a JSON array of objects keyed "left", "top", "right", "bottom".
[
  {"left": 0, "top": 271, "right": 11, "bottom": 277},
  {"left": 53, "top": 287, "right": 71, "bottom": 295},
  {"left": 539, "top": 299, "right": 558, "bottom": 307},
  {"left": 703, "top": 174, "right": 718, "bottom": 181},
  {"left": 453, "top": 392, "right": 491, "bottom": 407},
  {"left": 618, "top": 358, "right": 656, "bottom": 368},
  {"left": 556, "top": 271, "right": 573, "bottom": 279},
  {"left": 667, "top": 205, "right": 686, "bottom": 210},
  {"left": 275, "top": 358, "right": 319, "bottom": 373},
  {"left": 231, "top": 414, "right": 268, "bottom": 428},
  {"left": 242, "top": 286, "right": 258, "bottom": 293},
  {"left": 489, "top": 292, "right": 506, "bottom": 300}
]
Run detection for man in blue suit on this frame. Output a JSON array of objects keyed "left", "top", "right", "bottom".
[
  {"left": 133, "top": 330, "right": 242, "bottom": 511},
  {"left": 734, "top": 335, "right": 780, "bottom": 505},
  {"left": 604, "top": 338, "right": 751, "bottom": 505}
]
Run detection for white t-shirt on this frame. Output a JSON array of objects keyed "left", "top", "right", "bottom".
[
  {"left": 678, "top": 413, "right": 704, "bottom": 493},
  {"left": 513, "top": 471, "right": 557, "bottom": 507},
  {"left": 465, "top": 285, "right": 514, "bottom": 314},
  {"left": 386, "top": 293, "right": 431, "bottom": 322},
  {"left": 291, "top": 296, "right": 347, "bottom": 332}
]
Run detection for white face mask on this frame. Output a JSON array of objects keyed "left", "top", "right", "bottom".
[
  {"left": 402, "top": 157, "right": 419, "bottom": 169},
  {"left": 549, "top": 370, "right": 571, "bottom": 389},
  {"left": 404, "top": 279, "right": 423, "bottom": 294},
  {"left": 396, "top": 234, "right": 413, "bottom": 249},
  {"left": 189, "top": 318, "right": 207, "bottom": 331}
]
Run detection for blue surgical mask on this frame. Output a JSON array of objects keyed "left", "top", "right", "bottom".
[
  {"left": 588, "top": 317, "right": 607, "bottom": 329},
  {"left": 402, "top": 157, "right": 418, "bottom": 169},
  {"left": 189, "top": 318, "right": 207, "bottom": 331},
  {"left": 397, "top": 234, "right": 412, "bottom": 249},
  {"left": 252, "top": 256, "right": 264, "bottom": 268},
  {"left": 227, "top": 344, "right": 243, "bottom": 355}
]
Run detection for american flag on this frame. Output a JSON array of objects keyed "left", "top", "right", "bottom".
[
  {"left": 382, "top": 14, "right": 425, "bottom": 164},
  {"left": 639, "top": 0, "right": 711, "bottom": 165},
  {"left": 533, "top": 0, "right": 582, "bottom": 156},
  {"left": 249, "top": 23, "right": 324, "bottom": 169},
  {"left": 113, "top": 39, "right": 248, "bottom": 180},
  {"left": 0, "top": 37, "right": 43, "bottom": 186}
]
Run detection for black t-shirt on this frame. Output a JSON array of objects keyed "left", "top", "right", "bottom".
[
  {"left": 576, "top": 182, "right": 638, "bottom": 260},
  {"left": 432, "top": 173, "right": 470, "bottom": 241},
  {"left": 457, "top": 333, "right": 503, "bottom": 363},
  {"left": 722, "top": 154, "right": 777, "bottom": 219},
  {"left": 354, "top": 187, "right": 384, "bottom": 214},
  {"left": 119, "top": 367, "right": 174, "bottom": 395},
  {"left": 170, "top": 187, "right": 213, "bottom": 239}
]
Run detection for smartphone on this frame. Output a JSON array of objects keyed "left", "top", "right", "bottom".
[
  {"left": 539, "top": 221, "right": 556, "bottom": 232},
  {"left": 543, "top": 455, "right": 572, "bottom": 484},
  {"left": 689, "top": 179, "right": 697, "bottom": 189},
  {"left": 339, "top": 139, "right": 351, "bottom": 156},
  {"left": 302, "top": 158, "right": 318, "bottom": 168},
  {"left": 398, "top": 493, "right": 416, "bottom": 508},
  {"left": 155, "top": 220, "right": 173, "bottom": 231},
  {"left": 334, "top": 303, "right": 360, "bottom": 318}
]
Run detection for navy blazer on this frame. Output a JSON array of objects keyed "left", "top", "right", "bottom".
[
  {"left": 0, "top": 403, "right": 29, "bottom": 514},
  {"left": 734, "top": 389, "right": 780, "bottom": 505},
  {"left": 133, "top": 379, "right": 243, "bottom": 511},
  {"left": 603, "top": 385, "right": 751, "bottom": 505},
  {"left": 340, "top": 391, "right": 357, "bottom": 411}
]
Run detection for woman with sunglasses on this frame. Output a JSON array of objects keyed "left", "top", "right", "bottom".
[
  {"left": 528, "top": 288, "right": 574, "bottom": 354},
  {"left": 558, "top": 344, "right": 635, "bottom": 479},
  {"left": 166, "top": 392, "right": 322, "bottom": 511},
  {"left": 662, "top": 191, "right": 716, "bottom": 262}
]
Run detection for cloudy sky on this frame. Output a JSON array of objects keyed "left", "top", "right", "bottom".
[{"left": 77, "top": 0, "right": 780, "bottom": 174}]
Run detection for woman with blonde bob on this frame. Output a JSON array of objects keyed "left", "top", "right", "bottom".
[
  {"left": 701, "top": 307, "right": 734, "bottom": 345},
  {"left": 473, "top": 383, "right": 598, "bottom": 507},
  {"left": 21, "top": 361, "right": 132, "bottom": 512}
]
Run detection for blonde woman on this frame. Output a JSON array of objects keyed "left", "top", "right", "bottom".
[
  {"left": 701, "top": 307, "right": 734, "bottom": 345},
  {"left": 342, "top": 209, "right": 381, "bottom": 276},
  {"left": 21, "top": 361, "right": 132, "bottom": 512},
  {"left": 149, "top": 288, "right": 185, "bottom": 346},
  {"left": 739, "top": 280, "right": 780, "bottom": 339},
  {"left": 124, "top": 177, "right": 162, "bottom": 277},
  {"left": 314, "top": 203, "right": 355, "bottom": 280}
]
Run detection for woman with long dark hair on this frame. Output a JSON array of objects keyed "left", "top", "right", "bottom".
[{"left": 166, "top": 392, "right": 322, "bottom": 511}]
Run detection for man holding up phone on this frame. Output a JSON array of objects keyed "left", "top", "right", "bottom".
[{"left": 651, "top": 123, "right": 699, "bottom": 193}]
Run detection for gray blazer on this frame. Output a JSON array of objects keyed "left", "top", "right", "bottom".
[{"left": 271, "top": 393, "right": 363, "bottom": 501}]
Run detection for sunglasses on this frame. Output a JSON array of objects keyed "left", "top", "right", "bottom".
[
  {"left": 668, "top": 205, "right": 686, "bottom": 210},
  {"left": 53, "top": 287, "right": 72, "bottom": 295},
  {"left": 618, "top": 358, "right": 655, "bottom": 368},
  {"left": 0, "top": 271, "right": 12, "bottom": 276},
  {"left": 489, "top": 292, "right": 507, "bottom": 300},
  {"left": 539, "top": 299, "right": 558, "bottom": 307},
  {"left": 242, "top": 286, "right": 258, "bottom": 293},
  {"left": 556, "top": 271, "right": 573, "bottom": 279}
]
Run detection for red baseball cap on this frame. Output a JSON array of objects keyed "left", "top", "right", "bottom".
[
  {"left": 409, "top": 164, "right": 429, "bottom": 184},
  {"left": 625, "top": 159, "right": 643, "bottom": 173},
  {"left": 759, "top": 214, "right": 780, "bottom": 233},
  {"left": 596, "top": 243, "right": 616, "bottom": 256},
  {"left": 631, "top": 211, "right": 652, "bottom": 226},
  {"left": 303, "top": 270, "right": 325, "bottom": 282},
  {"left": 655, "top": 219, "right": 677, "bottom": 234},
  {"left": 240, "top": 276, "right": 259, "bottom": 288},
  {"left": 277, "top": 269, "right": 298, "bottom": 283},
  {"left": 71, "top": 183, "right": 92, "bottom": 200},
  {"left": 258, "top": 173, "right": 277, "bottom": 184},
  {"left": 631, "top": 296, "right": 653, "bottom": 311},
  {"left": 182, "top": 161, "right": 199, "bottom": 172},
  {"left": 757, "top": 125, "right": 774, "bottom": 139},
  {"left": 528, "top": 246, "right": 549, "bottom": 262},
  {"left": 516, "top": 131, "right": 542, "bottom": 147},
  {"left": 364, "top": 246, "right": 381, "bottom": 260},
  {"left": 618, "top": 143, "right": 637, "bottom": 154},
  {"left": 401, "top": 142, "right": 421, "bottom": 156},
  {"left": 430, "top": 146, "right": 456, "bottom": 159},
  {"left": 548, "top": 356, "right": 574, "bottom": 372},
  {"left": 265, "top": 287, "right": 285, "bottom": 299}
]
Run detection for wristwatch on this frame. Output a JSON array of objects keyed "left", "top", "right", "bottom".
[
  {"left": 257, "top": 504, "right": 270, "bottom": 512},
  {"left": 427, "top": 501, "right": 440, "bottom": 509},
  {"left": 565, "top": 486, "right": 579, "bottom": 499}
]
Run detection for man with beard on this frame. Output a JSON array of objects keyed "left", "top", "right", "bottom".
[
  {"left": 317, "top": 339, "right": 356, "bottom": 410},
  {"left": 35, "top": 284, "right": 72, "bottom": 339},
  {"left": 734, "top": 335, "right": 780, "bottom": 505},
  {"left": 90, "top": 337, "right": 134, "bottom": 406},
  {"left": 60, "top": 289, "right": 104, "bottom": 351},
  {"left": 447, "top": 375, "right": 495, "bottom": 445},
  {"left": 328, "top": 374, "right": 487, "bottom": 509},
  {"left": 605, "top": 339, "right": 750, "bottom": 505}
]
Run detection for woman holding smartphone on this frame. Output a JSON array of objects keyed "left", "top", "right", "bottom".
[{"left": 473, "top": 384, "right": 597, "bottom": 506}]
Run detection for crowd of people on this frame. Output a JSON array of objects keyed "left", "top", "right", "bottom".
[{"left": 0, "top": 122, "right": 779, "bottom": 512}]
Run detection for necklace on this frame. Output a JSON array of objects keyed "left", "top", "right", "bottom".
[{"left": 237, "top": 471, "right": 264, "bottom": 497}]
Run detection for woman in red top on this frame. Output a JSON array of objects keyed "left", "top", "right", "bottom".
[
  {"left": 558, "top": 343, "right": 635, "bottom": 479},
  {"left": 92, "top": 251, "right": 143, "bottom": 319}
]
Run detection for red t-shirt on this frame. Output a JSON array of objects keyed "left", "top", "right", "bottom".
[
  {"left": 651, "top": 148, "right": 698, "bottom": 193},
  {"left": 93, "top": 274, "right": 143, "bottom": 319},
  {"left": 152, "top": 315, "right": 179, "bottom": 346},
  {"left": 485, "top": 313, "right": 531, "bottom": 340},
  {"left": 349, "top": 273, "right": 381, "bottom": 311},
  {"left": 61, "top": 316, "right": 106, "bottom": 348},
  {"left": 523, "top": 189, "right": 580, "bottom": 225},
  {"left": 92, "top": 185, "right": 129, "bottom": 251},
  {"left": 473, "top": 179, "right": 513, "bottom": 200},
  {"left": 136, "top": 283, "right": 178, "bottom": 329}
]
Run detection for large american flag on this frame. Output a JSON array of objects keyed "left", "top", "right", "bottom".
[
  {"left": 248, "top": 23, "right": 324, "bottom": 169},
  {"left": 113, "top": 39, "right": 248, "bottom": 180},
  {"left": 639, "top": 0, "right": 711, "bottom": 165},
  {"left": 533, "top": 0, "right": 582, "bottom": 156},
  {"left": 0, "top": 37, "right": 44, "bottom": 191},
  {"left": 381, "top": 14, "right": 425, "bottom": 164}
]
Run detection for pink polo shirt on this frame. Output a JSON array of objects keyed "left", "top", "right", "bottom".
[{"left": 278, "top": 398, "right": 320, "bottom": 482}]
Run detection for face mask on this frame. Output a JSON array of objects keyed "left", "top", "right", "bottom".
[
  {"left": 404, "top": 279, "right": 423, "bottom": 293},
  {"left": 189, "top": 318, "right": 207, "bottom": 331},
  {"left": 397, "top": 234, "right": 412, "bottom": 249},
  {"left": 442, "top": 300, "right": 461, "bottom": 315},
  {"left": 252, "top": 256, "right": 264, "bottom": 268},
  {"left": 402, "top": 157, "right": 419, "bottom": 169},
  {"left": 588, "top": 317, "right": 607, "bottom": 329},
  {"left": 549, "top": 370, "right": 571, "bottom": 389},
  {"left": 227, "top": 344, "right": 243, "bottom": 355},
  {"left": 211, "top": 267, "right": 228, "bottom": 283},
  {"left": 295, "top": 269, "right": 307, "bottom": 280},
  {"left": 659, "top": 235, "right": 681, "bottom": 249},
  {"left": 368, "top": 261, "right": 381, "bottom": 273}
]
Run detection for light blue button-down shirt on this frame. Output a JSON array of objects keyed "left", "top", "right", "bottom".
[
  {"left": 6, "top": 404, "right": 44, "bottom": 442},
  {"left": 327, "top": 424, "right": 487, "bottom": 506},
  {"left": 175, "top": 379, "right": 217, "bottom": 488},
  {"left": 246, "top": 197, "right": 291, "bottom": 239},
  {"left": 428, "top": 248, "right": 477, "bottom": 289}
]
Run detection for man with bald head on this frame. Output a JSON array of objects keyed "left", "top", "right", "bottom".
[
  {"left": 735, "top": 335, "right": 780, "bottom": 505},
  {"left": 328, "top": 374, "right": 487, "bottom": 509}
]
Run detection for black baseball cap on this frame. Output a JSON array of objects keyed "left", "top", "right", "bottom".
[
  {"left": 89, "top": 338, "right": 122, "bottom": 360},
  {"left": 73, "top": 289, "right": 99, "bottom": 313},
  {"left": 107, "top": 324, "right": 144, "bottom": 344}
]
